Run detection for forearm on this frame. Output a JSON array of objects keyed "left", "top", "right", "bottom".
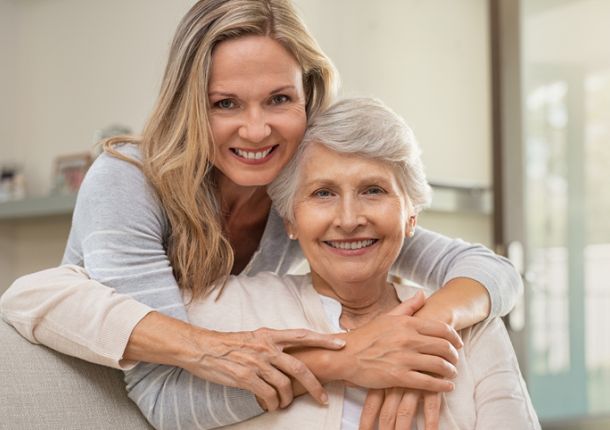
[
  {"left": 414, "top": 277, "right": 491, "bottom": 330},
  {"left": 396, "top": 227, "right": 522, "bottom": 319},
  {"left": 124, "top": 311, "right": 202, "bottom": 366}
]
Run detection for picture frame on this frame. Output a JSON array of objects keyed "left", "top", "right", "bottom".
[{"left": 51, "top": 152, "right": 93, "bottom": 195}]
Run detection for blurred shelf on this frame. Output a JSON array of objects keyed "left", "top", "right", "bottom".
[
  {"left": 0, "top": 184, "right": 491, "bottom": 222},
  {"left": 0, "top": 194, "right": 76, "bottom": 221},
  {"left": 428, "top": 182, "right": 493, "bottom": 215}
]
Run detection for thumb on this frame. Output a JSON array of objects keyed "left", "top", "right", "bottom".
[{"left": 388, "top": 290, "right": 425, "bottom": 316}]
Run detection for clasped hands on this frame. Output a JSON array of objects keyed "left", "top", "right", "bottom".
[{"left": 184, "top": 291, "right": 462, "bottom": 430}]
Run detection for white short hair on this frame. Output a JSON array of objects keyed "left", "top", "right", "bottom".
[{"left": 268, "top": 97, "right": 432, "bottom": 222}]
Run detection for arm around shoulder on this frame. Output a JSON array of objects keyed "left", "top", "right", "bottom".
[{"left": 394, "top": 227, "right": 523, "bottom": 320}]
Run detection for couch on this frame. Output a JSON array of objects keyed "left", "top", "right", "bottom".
[{"left": 0, "top": 319, "right": 152, "bottom": 429}]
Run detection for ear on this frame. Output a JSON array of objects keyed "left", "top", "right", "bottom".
[
  {"left": 283, "top": 220, "right": 298, "bottom": 240},
  {"left": 406, "top": 215, "right": 417, "bottom": 238}
]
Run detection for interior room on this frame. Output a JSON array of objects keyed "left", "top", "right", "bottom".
[{"left": 0, "top": 0, "right": 608, "bottom": 428}]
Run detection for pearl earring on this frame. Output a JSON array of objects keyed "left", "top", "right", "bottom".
[{"left": 289, "top": 233, "right": 296, "bottom": 240}]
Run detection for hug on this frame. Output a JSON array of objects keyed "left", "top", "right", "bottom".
[{"left": 1, "top": 1, "right": 538, "bottom": 429}]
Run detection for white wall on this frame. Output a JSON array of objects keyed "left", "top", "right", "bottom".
[
  {"left": 0, "top": 0, "right": 493, "bottom": 287},
  {"left": 0, "top": 0, "right": 18, "bottom": 163},
  {"left": 6, "top": 0, "right": 195, "bottom": 195},
  {"left": 295, "top": 0, "right": 492, "bottom": 187}
]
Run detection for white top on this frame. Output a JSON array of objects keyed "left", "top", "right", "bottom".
[{"left": 318, "top": 294, "right": 368, "bottom": 430}]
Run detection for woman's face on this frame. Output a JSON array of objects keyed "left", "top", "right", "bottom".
[
  {"left": 288, "top": 143, "right": 413, "bottom": 288},
  {"left": 208, "top": 35, "right": 307, "bottom": 187}
]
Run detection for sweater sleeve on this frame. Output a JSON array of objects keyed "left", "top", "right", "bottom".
[
  {"left": 464, "top": 319, "right": 541, "bottom": 429},
  {"left": 391, "top": 227, "right": 523, "bottom": 318},
  {"left": 11, "top": 147, "right": 263, "bottom": 428},
  {"left": 0, "top": 265, "right": 151, "bottom": 369}
]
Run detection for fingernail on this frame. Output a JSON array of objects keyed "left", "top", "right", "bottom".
[
  {"left": 333, "top": 338, "right": 346, "bottom": 347},
  {"left": 321, "top": 392, "right": 329, "bottom": 405}
]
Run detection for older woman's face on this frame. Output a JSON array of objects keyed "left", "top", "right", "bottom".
[
  {"left": 289, "top": 143, "right": 411, "bottom": 286},
  {"left": 208, "top": 35, "right": 307, "bottom": 187}
]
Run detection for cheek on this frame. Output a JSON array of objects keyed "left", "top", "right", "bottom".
[
  {"left": 293, "top": 202, "right": 329, "bottom": 240},
  {"left": 277, "top": 109, "right": 307, "bottom": 144},
  {"left": 209, "top": 117, "right": 232, "bottom": 146}
]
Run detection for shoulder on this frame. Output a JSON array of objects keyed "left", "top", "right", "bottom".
[
  {"left": 71, "top": 143, "right": 166, "bottom": 234},
  {"left": 460, "top": 317, "right": 513, "bottom": 358},
  {"left": 78, "top": 144, "right": 159, "bottom": 207},
  {"left": 237, "top": 272, "right": 305, "bottom": 292},
  {"left": 84, "top": 143, "right": 144, "bottom": 185},
  {"left": 212, "top": 272, "right": 309, "bottom": 303}
]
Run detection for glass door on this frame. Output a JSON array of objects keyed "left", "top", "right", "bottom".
[{"left": 494, "top": 0, "right": 610, "bottom": 426}]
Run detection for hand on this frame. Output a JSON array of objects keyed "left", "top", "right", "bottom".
[
  {"left": 340, "top": 292, "right": 463, "bottom": 392},
  {"left": 360, "top": 388, "right": 441, "bottom": 430},
  {"left": 183, "top": 327, "right": 345, "bottom": 411}
]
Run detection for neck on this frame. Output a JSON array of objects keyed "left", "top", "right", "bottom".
[
  {"left": 216, "top": 172, "right": 270, "bottom": 218},
  {"left": 311, "top": 271, "right": 399, "bottom": 330}
]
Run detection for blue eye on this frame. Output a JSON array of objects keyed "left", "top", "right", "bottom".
[
  {"left": 364, "top": 186, "right": 385, "bottom": 195},
  {"left": 270, "top": 94, "right": 290, "bottom": 105},
  {"left": 313, "top": 189, "right": 333, "bottom": 198},
  {"left": 215, "top": 99, "right": 236, "bottom": 109}
]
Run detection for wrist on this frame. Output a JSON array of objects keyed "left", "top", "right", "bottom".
[
  {"left": 413, "top": 304, "right": 456, "bottom": 329},
  {"left": 327, "top": 332, "right": 358, "bottom": 383},
  {"left": 125, "top": 311, "right": 211, "bottom": 370}
]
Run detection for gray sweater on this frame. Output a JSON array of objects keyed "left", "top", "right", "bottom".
[{"left": 62, "top": 145, "right": 522, "bottom": 429}]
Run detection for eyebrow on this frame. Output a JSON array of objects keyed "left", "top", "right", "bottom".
[
  {"left": 208, "top": 85, "right": 297, "bottom": 98},
  {"left": 302, "top": 175, "right": 394, "bottom": 188}
]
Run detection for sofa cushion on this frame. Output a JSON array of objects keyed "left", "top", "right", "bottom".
[{"left": 0, "top": 320, "right": 152, "bottom": 429}]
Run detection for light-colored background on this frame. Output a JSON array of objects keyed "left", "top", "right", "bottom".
[{"left": 0, "top": 0, "right": 493, "bottom": 288}]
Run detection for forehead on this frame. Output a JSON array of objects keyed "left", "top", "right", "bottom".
[
  {"left": 209, "top": 35, "right": 303, "bottom": 89},
  {"left": 299, "top": 143, "right": 399, "bottom": 186}
]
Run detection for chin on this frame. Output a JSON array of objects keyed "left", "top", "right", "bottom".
[{"left": 230, "top": 172, "right": 278, "bottom": 187}]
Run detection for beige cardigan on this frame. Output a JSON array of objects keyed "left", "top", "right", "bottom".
[{"left": 186, "top": 272, "right": 540, "bottom": 430}]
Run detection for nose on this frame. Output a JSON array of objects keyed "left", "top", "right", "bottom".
[
  {"left": 238, "top": 107, "right": 271, "bottom": 143},
  {"left": 334, "top": 195, "right": 367, "bottom": 233}
]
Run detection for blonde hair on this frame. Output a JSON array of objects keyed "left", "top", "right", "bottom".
[
  {"left": 104, "top": 0, "right": 338, "bottom": 298},
  {"left": 268, "top": 98, "right": 432, "bottom": 222}
]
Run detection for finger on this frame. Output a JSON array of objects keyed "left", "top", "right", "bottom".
[
  {"left": 245, "top": 373, "right": 281, "bottom": 411},
  {"left": 413, "top": 336, "right": 460, "bottom": 366},
  {"left": 378, "top": 388, "right": 402, "bottom": 430},
  {"left": 423, "top": 392, "right": 441, "bottom": 430},
  {"left": 257, "top": 363, "right": 294, "bottom": 408},
  {"left": 360, "top": 390, "right": 384, "bottom": 430},
  {"left": 409, "top": 354, "right": 457, "bottom": 379},
  {"left": 388, "top": 291, "right": 425, "bottom": 316},
  {"left": 265, "top": 328, "right": 346, "bottom": 350},
  {"left": 397, "top": 371, "right": 454, "bottom": 392},
  {"left": 416, "top": 320, "right": 463, "bottom": 350},
  {"left": 395, "top": 390, "right": 419, "bottom": 430},
  {"left": 272, "top": 353, "right": 328, "bottom": 406}
]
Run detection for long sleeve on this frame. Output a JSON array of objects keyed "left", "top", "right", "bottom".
[
  {"left": 0, "top": 265, "right": 151, "bottom": 369},
  {"left": 392, "top": 227, "right": 523, "bottom": 318},
  {"left": 464, "top": 318, "right": 541, "bottom": 429}
]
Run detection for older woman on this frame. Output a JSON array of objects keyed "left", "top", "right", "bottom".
[
  {"left": 175, "top": 97, "right": 540, "bottom": 429},
  {"left": 1, "top": 0, "right": 522, "bottom": 428}
]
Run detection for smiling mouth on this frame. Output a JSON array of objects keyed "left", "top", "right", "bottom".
[
  {"left": 230, "top": 145, "right": 278, "bottom": 160},
  {"left": 324, "top": 239, "right": 378, "bottom": 250}
]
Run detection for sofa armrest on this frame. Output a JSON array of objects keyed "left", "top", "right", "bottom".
[{"left": 0, "top": 319, "right": 152, "bottom": 429}]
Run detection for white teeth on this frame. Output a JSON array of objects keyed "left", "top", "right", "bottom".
[
  {"left": 234, "top": 147, "right": 273, "bottom": 160},
  {"left": 327, "top": 239, "right": 375, "bottom": 250}
]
